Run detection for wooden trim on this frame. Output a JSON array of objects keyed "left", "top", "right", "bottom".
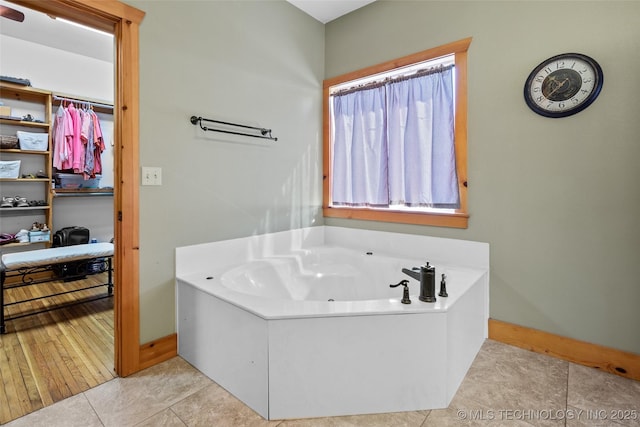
[
  {"left": 139, "top": 334, "right": 178, "bottom": 371},
  {"left": 12, "top": 0, "right": 145, "bottom": 377},
  {"left": 113, "top": 12, "right": 142, "bottom": 377},
  {"left": 453, "top": 48, "right": 468, "bottom": 217},
  {"left": 323, "top": 206, "right": 469, "bottom": 228},
  {"left": 13, "top": 0, "right": 144, "bottom": 32},
  {"left": 489, "top": 319, "right": 640, "bottom": 381},
  {"left": 323, "top": 37, "right": 473, "bottom": 89},
  {"left": 322, "top": 38, "right": 472, "bottom": 229},
  {"left": 322, "top": 84, "right": 331, "bottom": 216}
]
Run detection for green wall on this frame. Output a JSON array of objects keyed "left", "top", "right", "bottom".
[
  {"left": 129, "top": 0, "right": 324, "bottom": 342},
  {"left": 325, "top": 1, "right": 640, "bottom": 354}
]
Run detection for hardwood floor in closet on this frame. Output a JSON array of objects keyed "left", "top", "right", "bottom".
[{"left": 0, "top": 272, "right": 114, "bottom": 424}]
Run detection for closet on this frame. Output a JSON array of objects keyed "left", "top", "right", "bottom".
[
  {"left": 0, "top": 83, "right": 114, "bottom": 252},
  {"left": 50, "top": 93, "right": 114, "bottom": 245}
]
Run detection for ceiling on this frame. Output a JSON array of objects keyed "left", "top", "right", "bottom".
[
  {"left": 286, "top": 0, "right": 376, "bottom": 23},
  {"left": 0, "top": 0, "right": 376, "bottom": 65},
  {"left": 0, "top": 0, "right": 113, "bottom": 63}
]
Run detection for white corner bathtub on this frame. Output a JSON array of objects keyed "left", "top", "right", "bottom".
[{"left": 176, "top": 226, "right": 489, "bottom": 420}]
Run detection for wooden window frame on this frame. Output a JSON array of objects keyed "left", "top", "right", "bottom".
[{"left": 323, "top": 37, "right": 471, "bottom": 228}]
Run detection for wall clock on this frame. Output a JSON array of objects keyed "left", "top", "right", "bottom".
[{"left": 524, "top": 53, "right": 603, "bottom": 118}]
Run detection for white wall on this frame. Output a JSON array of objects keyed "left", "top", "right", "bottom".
[{"left": 0, "top": 35, "right": 113, "bottom": 101}]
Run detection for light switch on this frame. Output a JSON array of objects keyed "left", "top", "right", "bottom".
[{"left": 142, "top": 166, "right": 162, "bottom": 186}]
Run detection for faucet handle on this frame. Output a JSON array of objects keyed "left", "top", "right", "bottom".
[
  {"left": 390, "top": 279, "right": 411, "bottom": 304},
  {"left": 439, "top": 273, "right": 448, "bottom": 297},
  {"left": 390, "top": 279, "right": 409, "bottom": 288}
]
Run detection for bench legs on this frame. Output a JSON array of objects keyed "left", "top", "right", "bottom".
[
  {"left": 107, "top": 258, "right": 113, "bottom": 295},
  {"left": 1, "top": 263, "right": 5, "bottom": 334},
  {"left": 0, "top": 257, "right": 113, "bottom": 334}
]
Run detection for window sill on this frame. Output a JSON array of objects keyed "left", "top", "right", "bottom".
[{"left": 323, "top": 206, "right": 469, "bottom": 229}]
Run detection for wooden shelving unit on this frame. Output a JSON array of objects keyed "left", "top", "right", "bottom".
[{"left": 0, "top": 83, "right": 53, "bottom": 249}]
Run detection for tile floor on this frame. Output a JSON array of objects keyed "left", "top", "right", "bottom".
[{"left": 5, "top": 340, "right": 640, "bottom": 427}]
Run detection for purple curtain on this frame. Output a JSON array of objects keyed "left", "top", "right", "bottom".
[
  {"left": 331, "top": 66, "right": 458, "bottom": 209},
  {"left": 387, "top": 67, "right": 458, "bottom": 207},
  {"left": 332, "top": 85, "right": 388, "bottom": 206}
]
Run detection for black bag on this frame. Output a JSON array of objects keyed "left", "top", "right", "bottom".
[
  {"left": 52, "top": 226, "right": 90, "bottom": 248},
  {"left": 52, "top": 226, "right": 90, "bottom": 279}
]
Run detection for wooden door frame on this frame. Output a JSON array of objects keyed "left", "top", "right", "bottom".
[{"left": 12, "top": 0, "right": 145, "bottom": 377}]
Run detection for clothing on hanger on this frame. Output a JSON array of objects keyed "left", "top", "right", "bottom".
[{"left": 51, "top": 99, "right": 106, "bottom": 179}]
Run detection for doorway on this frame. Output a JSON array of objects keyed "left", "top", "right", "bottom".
[
  {"left": 5, "top": 0, "right": 144, "bottom": 378},
  {"left": 0, "top": 4, "right": 117, "bottom": 421}
]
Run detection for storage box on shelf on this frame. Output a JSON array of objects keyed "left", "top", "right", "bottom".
[
  {"left": 0, "top": 160, "right": 20, "bottom": 179},
  {"left": 17, "top": 131, "right": 48, "bottom": 151},
  {"left": 0, "top": 83, "right": 53, "bottom": 250},
  {"left": 28, "top": 230, "right": 51, "bottom": 242},
  {"left": 0, "top": 135, "right": 18, "bottom": 149},
  {"left": 55, "top": 173, "right": 101, "bottom": 189}
]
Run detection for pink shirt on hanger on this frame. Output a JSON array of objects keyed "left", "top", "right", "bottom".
[
  {"left": 52, "top": 105, "right": 73, "bottom": 170},
  {"left": 67, "top": 103, "right": 85, "bottom": 173},
  {"left": 92, "top": 112, "right": 104, "bottom": 175}
]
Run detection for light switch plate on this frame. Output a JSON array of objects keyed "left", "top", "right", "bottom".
[{"left": 142, "top": 166, "right": 162, "bottom": 186}]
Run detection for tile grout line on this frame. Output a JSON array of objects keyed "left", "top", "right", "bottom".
[
  {"left": 149, "top": 379, "right": 213, "bottom": 426},
  {"left": 168, "top": 407, "right": 188, "bottom": 427},
  {"left": 81, "top": 391, "right": 106, "bottom": 427}
]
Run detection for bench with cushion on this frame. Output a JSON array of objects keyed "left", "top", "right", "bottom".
[{"left": 1, "top": 242, "right": 114, "bottom": 333}]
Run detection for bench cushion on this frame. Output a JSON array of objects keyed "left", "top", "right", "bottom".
[{"left": 2, "top": 242, "right": 114, "bottom": 270}]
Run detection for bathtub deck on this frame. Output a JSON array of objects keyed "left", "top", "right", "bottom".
[{"left": 177, "top": 264, "right": 485, "bottom": 320}]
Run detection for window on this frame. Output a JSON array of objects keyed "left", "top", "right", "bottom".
[{"left": 323, "top": 38, "right": 471, "bottom": 228}]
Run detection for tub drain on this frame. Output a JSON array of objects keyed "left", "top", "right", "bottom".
[{"left": 328, "top": 299, "right": 334, "bottom": 302}]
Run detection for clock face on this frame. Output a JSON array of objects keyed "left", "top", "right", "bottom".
[{"left": 524, "top": 53, "right": 603, "bottom": 118}]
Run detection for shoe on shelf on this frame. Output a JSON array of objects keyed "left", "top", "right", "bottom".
[
  {"left": 36, "top": 170, "right": 48, "bottom": 178},
  {"left": 15, "top": 229, "right": 29, "bottom": 243},
  {"left": 0, "top": 233, "right": 17, "bottom": 245},
  {"left": 15, "top": 196, "right": 29, "bottom": 207},
  {"left": 1, "top": 197, "right": 14, "bottom": 208}
]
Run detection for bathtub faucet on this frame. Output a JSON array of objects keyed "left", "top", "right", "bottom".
[{"left": 402, "top": 262, "right": 436, "bottom": 303}]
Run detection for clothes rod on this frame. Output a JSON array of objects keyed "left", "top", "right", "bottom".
[
  {"left": 190, "top": 116, "right": 277, "bottom": 141},
  {"left": 53, "top": 95, "right": 114, "bottom": 112},
  {"left": 53, "top": 191, "right": 114, "bottom": 197}
]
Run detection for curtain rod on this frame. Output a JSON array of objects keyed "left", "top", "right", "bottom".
[
  {"left": 190, "top": 116, "right": 278, "bottom": 142},
  {"left": 332, "top": 63, "right": 455, "bottom": 97}
]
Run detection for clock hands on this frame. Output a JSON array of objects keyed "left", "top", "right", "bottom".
[{"left": 546, "top": 77, "right": 570, "bottom": 97}]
